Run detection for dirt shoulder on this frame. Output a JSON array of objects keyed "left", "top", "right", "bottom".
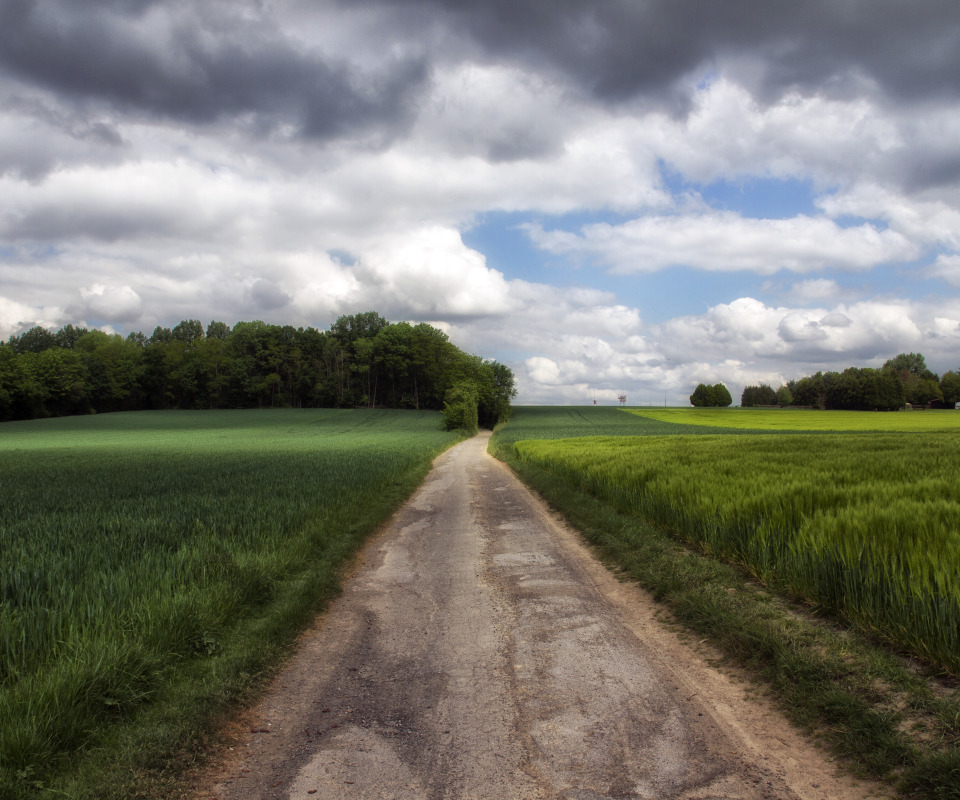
[{"left": 190, "top": 433, "right": 892, "bottom": 799}]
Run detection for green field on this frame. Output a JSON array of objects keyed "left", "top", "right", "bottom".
[
  {"left": 491, "top": 405, "right": 740, "bottom": 447},
  {"left": 492, "top": 407, "right": 960, "bottom": 796},
  {"left": 513, "top": 432, "right": 960, "bottom": 673},
  {"left": 628, "top": 406, "right": 960, "bottom": 431},
  {"left": 0, "top": 409, "right": 460, "bottom": 799}
]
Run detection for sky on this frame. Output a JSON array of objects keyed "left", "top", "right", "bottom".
[{"left": 2, "top": 0, "right": 960, "bottom": 405}]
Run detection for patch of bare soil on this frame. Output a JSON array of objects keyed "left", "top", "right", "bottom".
[{"left": 189, "top": 433, "right": 893, "bottom": 800}]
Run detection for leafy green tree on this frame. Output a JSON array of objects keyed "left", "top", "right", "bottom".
[
  {"left": 691, "top": 383, "right": 730, "bottom": 407},
  {"left": 442, "top": 380, "right": 479, "bottom": 434},
  {"left": 206, "top": 320, "right": 231, "bottom": 340},
  {"left": 940, "top": 371, "right": 960, "bottom": 406},
  {"left": 76, "top": 331, "right": 144, "bottom": 412},
  {"left": 741, "top": 383, "right": 777, "bottom": 406},
  {"left": 775, "top": 385, "right": 792, "bottom": 406},
  {"left": 9, "top": 326, "right": 56, "bottom": 354},
  {"left": 882, "top": 352, "right": 930, "bottom": 376},
  {"left": 21, "top": 348, "right": 87, "bottom": 416},
  {"left": 479, "top": 360, "right": 517, "bottom": 426},
  {"left": 875, "top": 369, "right": 905, "bottom": 410},
  {"left": 55, "top": 324, "right": 89, "bottom": 349},
  {"left": 330, "top": 311, "right": 389, "bottom": 345},
  {"left": 690, "top": 383, "right": 712, "bottom": 407},
  {"left": 882, "top": 352, "right": 939, "bottom": 407},
  {"left": 0, "top": 313, "right": 516, "bottom": 422},
  {"left": 711, "top": 383, "right": 732, "bottom": 407},
  {"left": 149, "top": 326, "right": 174, "bottom": 345},
  {"left": 172, "top": 319, "right": 204, "bottom": 343},
  {"left": 0, "top": 346, "right": 23, "bottom": 420},
  {"left": 790, "top": 374, "right": 825, "bottom": 408}
]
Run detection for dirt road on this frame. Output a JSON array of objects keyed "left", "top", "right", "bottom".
[{"left": 194, "top": 433, "right": 889, "bottom": 800}]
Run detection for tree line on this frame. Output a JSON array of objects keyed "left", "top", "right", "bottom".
[
  {"left": 0, "top": 312, "right": 516, "bottom": 431},
  {"left": 740, "top": 352, "right": 959, "bottom": 410}
]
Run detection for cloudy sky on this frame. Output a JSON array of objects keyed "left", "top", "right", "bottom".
[{"left": 2, "top": 0, "right": 960, "bottom": 404}]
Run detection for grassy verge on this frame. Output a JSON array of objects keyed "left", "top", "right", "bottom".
[
  {"left": 0, "top": 409, "right": 462, "bottom": 800},
  {"left": 491, "top": 415, "right": 960, "bottom": 799}
]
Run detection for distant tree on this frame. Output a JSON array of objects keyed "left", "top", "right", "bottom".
[
  {"left": 741, "top": 383, "right": 777, "bottom": 407},
  {"left": 882, "top": 351, "right": 940, "bottom": 406},
  {"left": 54, "top": 324, "right": 89, "bottom": 349},
  {"left": 480, "top": 360, "right": 517, "bottom": 426},
  {"left": 0, "top": 313, "right": 516, "bottom": 423},
  {"left": 172, "top": 319, "right": 204, "bottom": 344},
  {"left": 690, "top": 382, "right": 731, "bottom": 407},
  {"left": 882, "top": 352, "right": 930, "bottom": 376},
  {"left": 775, "top": 385, "right": 793, "bottom": 406},
  {"left": 712, "top": 383, "right": 732, "bottom": 407},
  {"left": 205, "top": 320, "right": 231, "bottom": 340},
  {"left": 10, "top": 326, "right": 56, "bottom": 354},
  {"left": 330, "top": 311, "right": 389, "bottom": 345},
  {"left": 442, "top": 380, "right": 479, "bottom": 434},
  {"left": 875, "top": 370, "right": 905, "bottom": 410},
  {"left": 149, "top": 326, "right": 174, "bottom": 345},
  {"left": 941, "top": 371, "right": 960, "bottom": 406},
  {"left": 690, "top": 384, "right": 711, "bottom": 407},
  {"left": 126, "top": 330, "right": 148, "bottom": 348}
]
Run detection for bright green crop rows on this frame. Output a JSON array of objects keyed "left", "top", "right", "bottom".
[
  {"left": 513, "top": 432, "right": 960, "bottom": 674},
  {"left": 628, "top": 406, "right": 960, "bottom": 431},
  {"left": 0, "top": 409, "right": 459, "bottom": 798}
]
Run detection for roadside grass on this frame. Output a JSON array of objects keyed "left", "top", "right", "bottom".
[
  {"left": 628, "top": 406, "right": 960, "bottom": 432},
  {"left": 491, "top": 407, "right": 960, "bottom": 799},
  {"left": 0, "top": 409, "right": 461, "bottom": 800}
]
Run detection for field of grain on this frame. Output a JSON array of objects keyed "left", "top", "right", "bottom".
[
  {"left": 513, "top": 431, "right": 960, "bottom": 673},
  {"left": 628, "top": 406, "right": 960, "bottom": 431},
  {"left": 0, "top": 409, "right": 459, "bottom": 798}
]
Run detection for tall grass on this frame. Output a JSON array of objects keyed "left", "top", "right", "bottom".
[
  {"left": 513, "top": 432, "right": 960, "bottom": 674},
  {"left": 0, "top": 409, "right": 459, "bottom": 798}
]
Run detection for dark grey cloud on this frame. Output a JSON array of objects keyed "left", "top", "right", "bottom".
[
  {"left": 249, "top": 277, "right": 291, "bottom": 310},
  {"left": 4, "top": 0, "right": 958, "bottom": 153},
  {"left": 0, "top": 0, "right": 428, "bottom": 141},
  {"left": 370, "top": 0, "right": 960, "bottom": 108}
]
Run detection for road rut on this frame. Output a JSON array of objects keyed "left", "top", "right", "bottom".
[{"left": 194, "top": 433, "right": 888, "bottom": 800}]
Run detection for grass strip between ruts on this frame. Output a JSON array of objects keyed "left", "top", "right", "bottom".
[{"left": 491, "top": 433, "right": 960, "bottom": 800}]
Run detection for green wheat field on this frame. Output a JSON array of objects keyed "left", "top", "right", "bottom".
[
  {"left": 0, "top": 409, "right": 460, "bottom": 798},
  {"left": 501, "top": 407, "right": 960, "bottom": 673}
]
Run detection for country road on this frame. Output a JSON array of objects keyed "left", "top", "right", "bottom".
[{"left": 193, "top": 433, "right": 889, "bottom": 800}]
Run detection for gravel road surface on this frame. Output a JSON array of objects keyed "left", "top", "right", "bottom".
[{"left": 194, "top": 433, "right": 889, "bottom": 800}]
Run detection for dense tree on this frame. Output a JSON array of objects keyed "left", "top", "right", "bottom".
[
  {"left": 941, "top": 371, "right": 960, "bottom": 406},
  {"left": 741, "top": 383, "right": 778, "bottom": 407},
  {"left": 882, "top": 351, "right": 941, "bottom": 407},
  {"left": 882, "top": 352, "right": 930, "bottom": 375},
  {"left": 205, "top": 320, "right": 231, "bottom": 341},
  {"left": 0, "top": 313, "right": 517, "bottom": 425},
  {"left": 55, "top": 324, "right": 89, "bottom": 349},
  {"left": 442, "top": 380, "right": 479, "bottom": 434},
  {"left": 9, "top": 326, "right": 56, "bottom": 354},
  {"left": 690, "top": 383, "right": 731, "bottom": 407},
  {"left": 775, "top": 385, "right": 793, "bottom": 406}
]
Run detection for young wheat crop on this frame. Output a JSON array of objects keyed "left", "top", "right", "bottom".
[
  {"left": 513, "top": 432, "right": 960, "bottom": 674},
  {"left": 0, "top": 409, "right": 459, "bottom": 799}
]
